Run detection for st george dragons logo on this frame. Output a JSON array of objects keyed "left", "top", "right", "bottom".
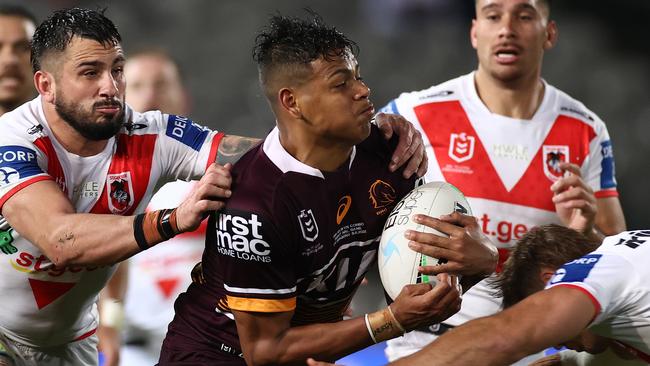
[
  {"left": 368, "top": 180, "right": 396, "bottom": 216},
  {"left": 106, "top": 172, "right": 135, "bottom": 214},
  {"left": 542, "top": 145, "right": 569, "bottom": 182}
]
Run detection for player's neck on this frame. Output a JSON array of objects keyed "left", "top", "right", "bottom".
[
  {"left": 278, "top": 126, "right": 353, "bottom": 172},
  {"left": 474, "top": 69, "right": 545, "bottom": 120},
  {"left": 42, "top": 102, "right": 109, "bottom": 157}
]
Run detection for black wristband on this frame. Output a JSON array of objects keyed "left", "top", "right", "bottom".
[
  {"left": 133, "top": 213, "right": 149, "bottom": 251},
  {"left": 158, "top": 209, "right": 177, "bottom": 240}
]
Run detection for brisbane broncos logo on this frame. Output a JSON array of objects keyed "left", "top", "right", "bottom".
[{"left": 368, "top": 179, "right": 396, "bottom": 216}]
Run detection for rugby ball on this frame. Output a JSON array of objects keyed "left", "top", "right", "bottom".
[{"left": 378, "top": 181, "right": 472, "bottom": 300}]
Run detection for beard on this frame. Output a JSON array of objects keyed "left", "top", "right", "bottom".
[{"left": 55, "top": 93, "right": 125, "bottom": 141}]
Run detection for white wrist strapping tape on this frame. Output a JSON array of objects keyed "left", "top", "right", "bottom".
[{"left": 100, "top": 298, "right": 124, "bottom": 330}]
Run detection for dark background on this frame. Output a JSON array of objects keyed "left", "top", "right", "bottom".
[{"left": 22, "top": 0, "right": 650, "bottom": 229}]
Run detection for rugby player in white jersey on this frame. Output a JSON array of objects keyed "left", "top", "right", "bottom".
[
  {"left": 0, "top": 8, "right": 428, "bottom": 366},
  {"left": 393, "top": 227, "right": 650, "bottom": 365},
  {"left": 380, "top": 0, "right": 626, "bottom": 363},
  {"left": 308, "top": 226, "right": 650, "bottom": 366}
]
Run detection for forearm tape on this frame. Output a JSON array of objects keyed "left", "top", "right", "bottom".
[
  {"left": 133, "top": 209, "right": 179, "bottom": 251},
  {"left": 365, "top": 306, "right": 405, "bottom": 343}
]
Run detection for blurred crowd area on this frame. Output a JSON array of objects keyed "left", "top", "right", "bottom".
[{"left": 22, "top": 0, "right": 650, "bottom": 229}]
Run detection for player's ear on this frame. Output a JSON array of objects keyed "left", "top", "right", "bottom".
[
  {"left": 540, "top": 267, "right": 556, "bottom": 285},
  {"left": 543, "top": 20, "right": 558, "bottom": 51},
  {"left": 470, "top": 19, "right": 478, "bottom": 50},
  {"left": 34, "top": 71, "right": 56, "bottom": 104},
  {"left": 278, "top": 88, "right": 302, "bottom": 118}
]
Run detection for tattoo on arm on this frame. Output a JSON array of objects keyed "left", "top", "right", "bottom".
[{"left": 216, "top": 135, "right": 260, "bottom": 165}]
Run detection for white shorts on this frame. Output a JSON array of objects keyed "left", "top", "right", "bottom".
[
  {"left": 385, "top": 276, "right": 545, "bottom": 365},
  {"left": 0, "top": 332, "right": 98, "bottom": 366}
]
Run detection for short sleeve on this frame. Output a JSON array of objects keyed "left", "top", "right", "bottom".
[
  {"left": 154, "top": 113, "right": 224, "bottom": 181},
  {"left": 215, "top": 208, "right": 298, "bottom": 313},
  {"left": 0, "top": 142, "right": 51, "bottom": 210},
  {"left": 582, "top": 119, "right": 618, "bottom": 198},
  {"left": 546, "top": 252, "right": 629, "bottom": 325}
]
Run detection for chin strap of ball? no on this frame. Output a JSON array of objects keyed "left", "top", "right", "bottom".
[{"left": 365, "top": 305, "right": 405, "bottom": 343}]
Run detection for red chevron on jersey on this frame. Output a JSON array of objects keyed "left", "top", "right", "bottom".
[
  {"left": 414, "top": 101, "right": 595, "bottom": 211},
  {"left": 28, "top": 278, "right": 76, "bottom": 310},
  {"left": 90, "top": 134, "right": 157, "bottom": 215},
  {"left": 33, "top": 136, "right": 66, "bottom": 192}
]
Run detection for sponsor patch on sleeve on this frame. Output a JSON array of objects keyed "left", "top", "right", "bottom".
[
  {"left": 599, "top": 140, "right": 616, "bottom": 189},
  {"left": 549, "top": 254, "right": 602, "bottom": 284},
  {"left": 0, "top": 146, "right": 43, "bottom": 187},
  {"left": 165, "top": 115, "right": 209, "bottom": 152},
  {"left": 378, "top": 100, "right": 399, "bottom": 115}
]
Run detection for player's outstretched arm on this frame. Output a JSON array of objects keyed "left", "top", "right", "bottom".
[
  {"left": 1, "top": 163, "right": 232, "bottom": 267},
  {"left": 393, "top": 286, "right": 596, "bottom": 366},
  {"left": 233, "top": 274, "right": 460, "bottom": 366}
]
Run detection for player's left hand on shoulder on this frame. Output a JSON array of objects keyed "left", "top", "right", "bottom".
[
  {"left": 550, "top": 162, "right": 597, "bottom": 234},
  {"left": 406, "top": 212, "right": 498, "bottom": 277},
  {"left": 175, "top": 163, "right": 232, "bottom": 232},
  {"left": 375, "top": 112, "right": 427, "bottom": 179}
]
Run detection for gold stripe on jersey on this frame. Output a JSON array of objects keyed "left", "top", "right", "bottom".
[{"left": 227, "top": 296, "right": 296, "bottom": 313}]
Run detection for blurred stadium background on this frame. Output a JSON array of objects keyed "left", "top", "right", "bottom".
[
  {"left": 22, "top": 0, "right": 649, "bottom": 231},
  {"left": 17, "top": 1, "right": 650, "bottom": 363}
]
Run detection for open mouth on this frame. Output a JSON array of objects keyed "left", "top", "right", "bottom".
[{"left": 494, "top": 46, "right": 521, "bottom": 64}]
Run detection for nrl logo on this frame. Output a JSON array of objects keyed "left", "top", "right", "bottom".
[
  {"left": 298, "top": 209, "right": 319, "bottom": 242},
  {"left": 448, "top": 133, "right": 475, "bottom": 163},
  {"left": 107, "top": 172, "right": 135, "bottom": 214},
  {"left": 542, "top": 145, "right": 569, "bottom": 182}
]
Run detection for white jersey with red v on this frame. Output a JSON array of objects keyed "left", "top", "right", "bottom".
[
  {"left": 0, "top": 96, "right": 221, "bottom": 347},
  {"left": 381, "top": 72, "right": 617, "bottom": 270}
]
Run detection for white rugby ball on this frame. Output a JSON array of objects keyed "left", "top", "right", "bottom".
[{"left": 378, "top": 181, "right": 472, "bottom": 301}]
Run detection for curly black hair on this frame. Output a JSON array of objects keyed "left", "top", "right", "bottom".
[
  {"left": 490, "top": 224, "right": 599, "bottom": 309},
  {"left": 253, "top": 12, "right": 358, "bottom": 97},
  {"left": 31, "top": 8, "right": 121, "bottom": 73}
]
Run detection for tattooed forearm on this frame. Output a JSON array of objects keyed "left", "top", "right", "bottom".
[{"left": 216, "top": 135, "right": 260, "bottom": 165}]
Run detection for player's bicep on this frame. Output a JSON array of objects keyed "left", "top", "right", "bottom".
[
  {"left": 215, "top": 134, "right": 260, "bottom": 165},
  {"left": 232, "top": 309, "right": 294, "bottom": 365},
  {"left": 2, "top": 180, "right": 75, "bottom": 252},
  {"left": 595, "top": 196, "right": 626, "bottom": 235}
]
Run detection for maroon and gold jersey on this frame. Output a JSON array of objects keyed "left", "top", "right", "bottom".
[{"left": 162, "top": 125, "right": 417, "bottom": 362}]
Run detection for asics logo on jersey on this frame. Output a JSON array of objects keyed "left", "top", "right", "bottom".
[
  {"left": 336, "top": 196, "right": 352, "bottom": 225},
  {"left": 216, "top": 212, "right": 271, "bottom": 262},
  {"left": 448, "top": 133, "right": 475, "bottom": 163},
  {"left": 369, "top": 180, "right": 396, "bottom": 216}
]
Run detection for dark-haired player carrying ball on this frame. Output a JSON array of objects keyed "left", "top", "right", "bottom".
[{"left": 159, "top": 14, "right": 498, "bottom": 366}]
